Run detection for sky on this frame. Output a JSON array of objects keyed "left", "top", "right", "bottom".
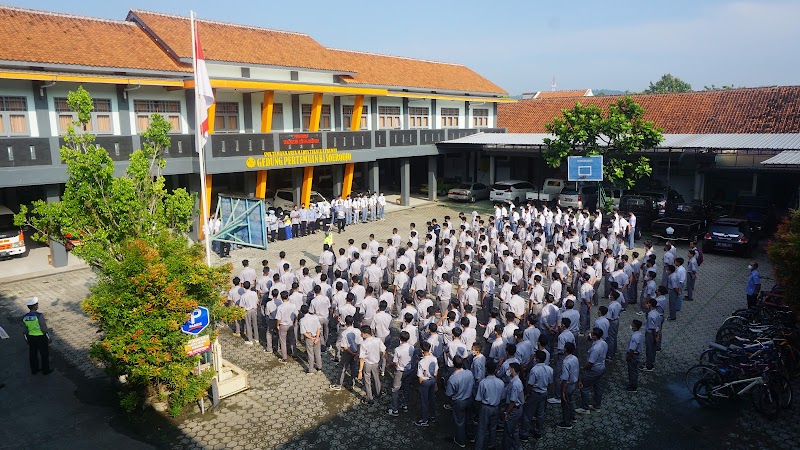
[{"left": 5, "top": 0, "right": 800, "bottom": 95}]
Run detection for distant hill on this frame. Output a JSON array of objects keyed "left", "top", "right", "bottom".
[{"left": 593, "top": 89, "right": 627, "bottom": 96}]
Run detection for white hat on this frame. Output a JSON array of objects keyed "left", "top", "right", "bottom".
[{"left": 26, "top": 297, "right": 39, "bottom": 306}]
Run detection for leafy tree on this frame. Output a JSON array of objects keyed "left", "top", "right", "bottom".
[
  {"left": 703, "top": 84, "right": 738, "bottom": 91},
  {"left": 645, "top": 73, "right": 692, "bottom": 93},
  {"left": 543, "top": 97, "right": 664, "bottom": 191},
  {"left": 767, "top": 210, "right": 800, "bottom": 314},
  {"left": 15, "top": 86, "right": 242, "bottom": 415}
]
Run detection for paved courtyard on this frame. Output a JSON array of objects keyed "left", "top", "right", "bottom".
[{"left": 0, "top": 200, "right": 797, "bottom": 450}]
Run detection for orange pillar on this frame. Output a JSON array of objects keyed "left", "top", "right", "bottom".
[
  {"left": 256, "top": 170, "right": 267, "bottom": 199},
  {"left": 207, "top": 88, "right": 217, "bottom": 133},
  {"left": 342, "top": 163, "right": 354, "bottom": 198},
  {"left": 199, "top": 174, "right": 213, "bottom": 240},
  {"left": 351, "top": 95, "right": 364, "bottom": 131},
  {"left": 308, "top": 93, "right": 323, "bottom": 132},
  {"left": 302, "top": 166, "right": 313, "bottom": 207},
  {"left": 260, "top": 91, "right": 274, "bottom": 133}
]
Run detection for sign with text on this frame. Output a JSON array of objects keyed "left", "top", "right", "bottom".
[
  {"left": 181, "top": 306, "right": 210, "bottom": 336},
  {"left": 185, "top": 335, "right": 211, "bottom": 356},
  {"left": 279, "top": 132, "right": 322, "bottom": 150},
  {"left": 246, "top": 148, "right": 352, "bottom": 169}
]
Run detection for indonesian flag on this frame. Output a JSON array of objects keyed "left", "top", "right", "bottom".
[{"left": 194, "top": 24, "right": 214, "bottom": 151}]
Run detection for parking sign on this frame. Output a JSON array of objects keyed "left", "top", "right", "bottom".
[{"left": 181, "top": 306, "right": 210, "bottom": 335}]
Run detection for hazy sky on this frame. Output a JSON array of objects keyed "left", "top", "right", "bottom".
[{"left": 5, "top": 0, "right": 799, "bottom": 94}]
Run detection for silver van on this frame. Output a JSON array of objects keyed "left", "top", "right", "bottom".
[{"left": 558, "top": 184, "right": 599, "bottom": 210}]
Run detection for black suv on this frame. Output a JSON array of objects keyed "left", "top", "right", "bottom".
[
  {"left": 619, "top": 195, "right": 659, "bottom": 232},
  {"left": 637, "top": 188, "right": 685, "bottom": 217},
  {"left": 732, "top": 196, "right": 777, "bottom": 236},
  {"left": 702, "top": 218, "right": 756, "bottom": 257}
]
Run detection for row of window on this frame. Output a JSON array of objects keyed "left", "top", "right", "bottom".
[{"left": 0, "top": 95, "right": 492, "bottom": 137}]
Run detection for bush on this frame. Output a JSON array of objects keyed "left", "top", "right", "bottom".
[{"left": 766, "top": 209, "right": 800, "bottom": 313}]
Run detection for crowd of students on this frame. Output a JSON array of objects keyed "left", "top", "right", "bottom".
[{"left": 226, "top": 202, "right": 703, "bottom": 448}]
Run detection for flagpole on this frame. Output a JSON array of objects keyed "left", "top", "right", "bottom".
[{"left": 192, "top": 11, "right": 213, "bottom": 267}]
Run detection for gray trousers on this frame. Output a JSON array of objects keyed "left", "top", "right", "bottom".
[
  {"left": 305, "top": 336, "right": 322, "bottom": 372},
  {"left": 475, "top": 403, "right": 499, "bottom": 450},
  {"left": 645, "top": 330, "right": 657, "bottom": 369},
  {"left": 318, "top": 315, "right": 330, "bottom": 348},
  {"left": 561, "top": 382, "right": 576, "bottom": 424},
  {"left": 363, "top": 362, "right": 381, "bottom": 400},
  {"left": 627, "top": 353, "right": 640, "bottom": 388},
  {"left": 579, "top": 303, "right": 590, "bottom": 333},
  {"left": 439, "top": 300, "right": 449, "bottom": 317},
  {"left": 521, "top": 391, "right": 546, "bottom": 439},
  {"left": 279, "top": 323, "right": 295, "bottom": 359},
  {"left": 244, "top": 308, "right": 259, "bottom": 342},
  {"left": 550, "top": 352, "right": 564, "bottom": 399},
  {"left": 419, "top": 378, "right": 436, "bottom": 421},
  {"left": 266, "top": 318, "right": 276, "bottom": 353},
  {"left": 503, "top": 405, "right": 522, "bottom": 450},
  {"left": 452, "top": 398, "right": 471, "bottom": 446},
  {"left": 391, "top": 369, "right": 412, "bottom": 411},
  {"left": 593, "top": 280, "right": 601, "bottom": 305},
  {"left": 579, "top": 367, "right": 606, "bottom": 408},
  {"left": 608, "top": 318, "right": 619, "bottom": 359},
  {"left": 337, "top": 351, "right": 358, "bottom": 386},
  {"left": 668, "top": 290, "right": 678, "bottom": 320},
  {"left": 686, "top": 272, "right": 696, "bottom": 300}
]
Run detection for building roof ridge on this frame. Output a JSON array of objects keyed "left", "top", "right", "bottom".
[
  {"left": 0, "top": 5, "right": 134, "bottom": 26},
  {"left": 129, "top": 9, "right": 311, "bottom": 37},
  {"left": 328, "top": 48, "right": 465, "bottom": 67}
]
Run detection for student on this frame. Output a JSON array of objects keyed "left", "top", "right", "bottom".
[
  {"left": 686, "top": 250, "right": 698, "bottom": 302},
  {"left": 470, "top": 342, "right": 486, "bottom": 396},
  {"left": 643, "top": 298, "right": 662, "bottom": 371},
  {"left": 446, "top": 355, "right": 474, "bottom": 448},
  {"left": 299, "top": 304, "right": 323, "bottom": 374},
  {"left": 548, "top": 318, "right": 575, "bottom": 405},
  {"left": 575, "top": 328, "right": 608, "bottom": 414},
  {"left": 330, "top": 315, "right": 361, "bottom": 390},
  {"left": 358, "top": 326, "right": 386, "bottom": 405},
  {"left": 578, "top": 273, "right": 594, "bottom": 336},
  {"left": 501, "top": 362, "right": 525, "bottom": 450},
  {"left": 666, "top": 264, "right": 680, "bottom": 320},
  {"left": 626, "top": 319, "right": 644, "bottom": 392},
  {"left": 475, "top": 359, "right": 504, "bottom": 450},
  {"left": 606, "top": 290, "right": 622, "bottom": 360},
  {"left": 388, "top": 330, "right": 415, "bottom": 417},
  {"left": 520, "top": 351, "right": 552, "bottom": 442},
  {"left": 416, "top": 341, "right": 439, "bottom": 427},
  {"left": 557, "top": 342, "right": 579, "bottom": 430}
]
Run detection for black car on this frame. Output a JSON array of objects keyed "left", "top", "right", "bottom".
[
  {"left": 637, "top": 188, "right": 685, "bottom": 217},
  {"left": 702, "top": 218, "right": 756, "bottom": 257},
  {"left": 732, "top": 195, "right": 777, "bottom": 236},
  {"left": 619, "top": 195, "right": 659, "bottom": 232}
]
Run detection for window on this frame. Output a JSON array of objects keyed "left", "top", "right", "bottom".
[
  {"left": 342, "top": 105, "right": 369, "bottom": 130},
  {"left": 0, "top": 96, "right": 29, "bottom": 136},
  {"left": 408, "top": 107, "right": 429, "bottom": 128},
  {"left": 302, "top": 104, "right": 332, "bottom": 131},
  {"left": 440, "top": 108, "right": 459, "bottom": 128},
  {"left": 472, "top": 108, "right": 489, "bottom": 127},
  {"left": 133, "top": 100, "right": 181, "bottom": 133},
  {"left": 214, "top": 101, "right": 239, "bottom": 133},
  {"left": 54, "top": 97, "right": 112, "bottom": 134},
  {"left": 378, "top": 106, "right": 401, "bottom": 129}
]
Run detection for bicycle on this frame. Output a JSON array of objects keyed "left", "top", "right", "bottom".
[{"left": 692, "top": 365, "right": 791, "bottom": 418}]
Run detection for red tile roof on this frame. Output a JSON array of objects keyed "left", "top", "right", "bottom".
[
  {"left": 128, "top": 10, "right": 351, "bottom": 73},
  {"left": 0, "top": 6, "right": 189, "bottom": 73},
  {"left": 532, "top": 89, "right": 592, "bottom": 99},
  {"left": 498, "top": 86, "right": 800, "bottom": 134},
  {"left": 330, "top": 49, "right": 507, "bottom": 95}
]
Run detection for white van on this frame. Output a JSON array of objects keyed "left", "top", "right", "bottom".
[
  {"left": 270, "top": 189, "right": 330, "bottom": 211},
  {"left": 0, "top": 205, "right": 27, "bottom": 258}
]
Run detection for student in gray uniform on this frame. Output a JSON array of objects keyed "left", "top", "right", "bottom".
[
  {"left": 520, "top": 350, "right": 553, "bottom": 442},
  {"left": 475, "top": 359, "right": 504, "bottom": 450},
  {"left": 643, "top": 298, "right": 661, "bottom": 371},
  {"left": 446, "top": 355, "right": 474, "bottom": 448},
  {"left": 388, "top": 331, "right": 415, "bottom": 416},
  {"left": 358, "top": 325, "right": 386, "bottom": 405},
  {"left": 626, "top": 319, "right": 644, "bottom": 392},
  {"left": 557, "top": 342, "right": 579, "bottom": 429},
  {"left": 501, "top": 362, "right": 525, "bottom": 450},
  {"left": 416, "top": 341, "right": 439, "bottom": 427},
  {"left": 299, "top": 304, "right": 323, "bottom": 374},
  {"left": 330, "top": 315, "right": 361, "bottom": 390},
  {"left": 575, "top": 328, "right": 608, "bottom": 414}
]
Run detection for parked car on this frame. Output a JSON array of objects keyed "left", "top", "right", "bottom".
[
  {"left": 619, "top": 195, "right": 659, "bottom": 231},
  {"left": 636, "top": 187, "right": 685, "bottom": 217},
  {"left": 651, "top": 216, "right": 704, "bottom": 242},
  {"left": 490, "top": 180, "right": 537, "bottom": 204},
  {"left": 557, "top": 183, "right": 600, "bottom": 210},
  {"left": 420, "top": 178, "right": 460, "bottom": 196},
  {"left": 732, "top": 195, "right": 777, "bottom": 236},
  {"left": 665, "top": 201, "right": 726, "bottom": 230},
  {"left": 601, "top": 186, "right": 629, "bottom": 209},
  {"left": 448, "top": 182, "right": 490, "bottom": 202},
  {"left": 270, "top": 188, "right": 330, "bottom": 211},
  {"left": 0, "top": 205, "right": 27, "bottom": 258},
  {"left": 526, "top": 178, "right": 566, "bottom": 203},
  {"left": 702, "top": 217, "right": 756, "bottom": 257}
]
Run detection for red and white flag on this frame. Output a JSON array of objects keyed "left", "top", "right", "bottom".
[{"left": 193, "top": 18, "right": 214, "bottom": 151}]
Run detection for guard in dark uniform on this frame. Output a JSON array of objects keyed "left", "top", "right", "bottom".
[{"left": 22, "top": 297, "right": 52, "bottom": 375}]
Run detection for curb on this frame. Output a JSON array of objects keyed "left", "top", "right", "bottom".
[{"left": 0, "top": 263, "right": 91, "bottom": 284}]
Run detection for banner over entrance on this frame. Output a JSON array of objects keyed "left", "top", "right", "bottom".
[{"left": 245, "top": 147, "right": 352, "bottom": 169}]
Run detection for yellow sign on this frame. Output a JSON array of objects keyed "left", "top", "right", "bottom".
[
  {"left": 184, "top": 335, "right": 211, "bottom": 356},
  {"left": 246, "top": 148, "right": 352, "bottom": 169}
]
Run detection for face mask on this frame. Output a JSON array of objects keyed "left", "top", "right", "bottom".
[{"left": 748, "top": 265, "right": 753, "bottom": 270}]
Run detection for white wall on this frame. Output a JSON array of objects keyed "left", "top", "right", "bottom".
[
  {"left": 437, "top": 99, "right": 465, "bottom": 129},
  {"left": 0, "top": 80, "right": 40, "bottom": 137},
  {"left": 251, "top": 92, "right": 292, "bottom": 132},
  {"left": 298, "top": 71, "right": 335, "bottom": 84}
]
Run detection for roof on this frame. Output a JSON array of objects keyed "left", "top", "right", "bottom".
[
  {"left": 522, "top": 89, "right": 593, "bottom": 99},
  {"left": 498, "top": 86, "right": 800, "bottom": 134},
  {"left": 129, "top": 10, "right": 352, "bottom": 73},
  {"left": 441, "top": 132, "right": 800, "bottom": 150},
  {"left": 328, "top": 49, "right": 507, "bottom": 96},
  {"left": 762, "top": 151, "right": 800, "bottom": 165},
  {"left": 0, "top": 6, "right": 189, "bottom": 73}
]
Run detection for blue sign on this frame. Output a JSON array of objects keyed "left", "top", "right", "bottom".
[
  {"left": 568, "top": 156, "right": 603, "bottom": 182},
  {"left": 181, "top": 306, "right": 210, "bottom": 335}
]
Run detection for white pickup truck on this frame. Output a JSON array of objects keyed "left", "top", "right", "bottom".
[{"left": 526, "top": 178, "right": 566, "bottom": 203}]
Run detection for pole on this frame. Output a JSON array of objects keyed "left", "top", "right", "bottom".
[{"left": 192, "top": 11, "right": 213, "bottom": 267}]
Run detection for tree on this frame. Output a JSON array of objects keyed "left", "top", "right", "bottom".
[
  {"left": 703, "top": 84, "right": 738, "bottom": 91},
  {"left": 645, "top": 73, "right": 692, "bottom": 94},
  {"left": 767, "top": 210, "right": 800, "bottom": 314},
  {"left": 542, "top": 97, "right": 664, "bottom": 191},
  {"left": 15, "top": 86, "right": 242, "bottom": 416}
]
